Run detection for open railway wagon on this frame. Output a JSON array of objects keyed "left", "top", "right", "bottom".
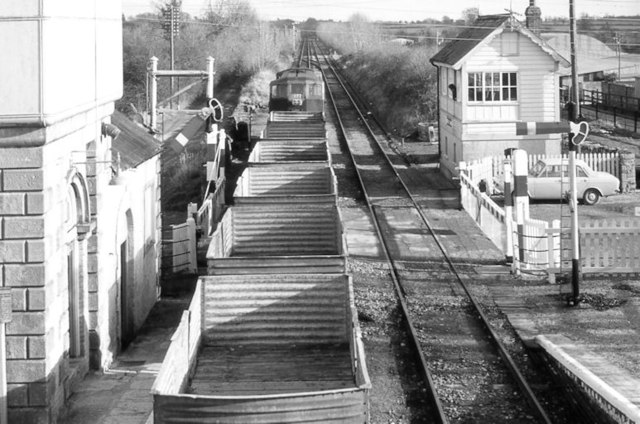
[
  {"left": 262, "top": 111, "right": 327, "bottom": 139},
  {"left": 248, "top": 137, "right": 331, "bottom": 164},
  {"left": 249, "top": 111, "right": 330, "bottom": 163},
  {"left": 233, "top": 162, "right": 338, "bottom": 205},
  {"left": 151, "top": 274, "right": 371, "bottom": 423},
  {"left": 207, "top": 203, "right": 347, "bottom": 274}
]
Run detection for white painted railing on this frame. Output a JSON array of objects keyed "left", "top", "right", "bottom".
[{"left": 459, "top": 168, "right": 640, "bottom": 275}]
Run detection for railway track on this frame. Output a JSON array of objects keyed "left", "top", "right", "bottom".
[
  {"left": 309, "top": 41, "right": 562, "bottom": 423},
  {"left": 296, "top": 37, "right": 313, "bottom": 69}
]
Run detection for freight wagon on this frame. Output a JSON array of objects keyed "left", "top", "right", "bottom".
[
  {"left": 151, "top": 274, "right": 371, "bottom": 423},
  {"left": 248, "top": 138, "right": 331, "bottom": 164},
  {"left": 233, "top": 163, "right": 337, "bottom": 205},
  {"left": 207, "top": 204, "right": 347, "bottom": 275}
]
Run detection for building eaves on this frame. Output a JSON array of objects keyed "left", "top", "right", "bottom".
[{"left": 111, "top": 110, "right": 162, "bottom": 169}]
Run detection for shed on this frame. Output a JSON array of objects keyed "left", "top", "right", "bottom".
[{"left": 97, "top": 111, "right": 163, "bottom": 363}]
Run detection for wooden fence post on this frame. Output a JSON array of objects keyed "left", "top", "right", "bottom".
[
  {"left": 548, "top": 220, "right": 561, "bottom": 272},
  {"left": 187, "top": 217, "right": 197, "bottom": 274}
]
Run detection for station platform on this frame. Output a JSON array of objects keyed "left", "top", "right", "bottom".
[{"left": 536, "top": 334, "right": 640, "bottom": 423}]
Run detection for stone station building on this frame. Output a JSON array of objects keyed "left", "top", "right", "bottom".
[{"left": 0, "top": 1, "right": 161, "bottom": 422}]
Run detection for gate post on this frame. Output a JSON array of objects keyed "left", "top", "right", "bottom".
[
  {"left": 512, "top": 149, "right": 530, "bottom": 274},
  {"left": 503, "top": 157, "right": 514, "bottom": 264},
  {"left": 187, "top": 217, "right": 197, "bottom": 274}
]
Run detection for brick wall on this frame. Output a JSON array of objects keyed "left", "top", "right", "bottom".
[
  {"left": 0, "top": 110, "right": 110, "bottom": 423},
  {"left": 0, "top": 145, "right": 50, "bottom": 422}
]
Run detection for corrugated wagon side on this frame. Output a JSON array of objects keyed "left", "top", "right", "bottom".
[
  {"left": 151, "top": 274, "right": 371, "bottom": 423},
  {"left": 207, "top": 204, "right": 347, "bottom": 274},
  {"left": 233, "top": 162, "right": 337, "bottom": 205},
  {"left": 248, "top": 138, "right": 331, "bottom": 164}
]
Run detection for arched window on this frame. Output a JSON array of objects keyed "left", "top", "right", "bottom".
[
  {"left": 66, "top": 170, "right": 91, "bottom": 234},
  {"left": 65, "top": 170, "right": 91, "bottom": 359}
]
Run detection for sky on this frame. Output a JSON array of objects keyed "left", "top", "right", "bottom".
[{"left": 121, "top": 0, "right": 640, "bottom": 22}]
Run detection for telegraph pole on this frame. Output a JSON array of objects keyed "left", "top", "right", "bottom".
[
  {"left": 614, "top": 32, "right": 621, "bottom": 79},
  {"left": 163, "top": 4, "right": 180, "bottom": 107},
  {"left": 568, "top": 0, "right": 581, "bottom": 305}
]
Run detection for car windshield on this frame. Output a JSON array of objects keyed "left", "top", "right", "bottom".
[{"left": 529, "top": 160, "right": 546, "bottom": 177}]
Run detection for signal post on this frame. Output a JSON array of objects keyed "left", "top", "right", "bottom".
[{"left": 512, "top": 119, "right": 588, "bottom": 304}]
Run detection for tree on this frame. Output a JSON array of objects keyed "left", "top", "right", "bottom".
[
  {"left": 204, "top": 0, "right": 257, "bottom": 35},
  {"left": 462, "top": 7, "right": 479, "bottom": 25},
  {"left": 347, "top": 13, "right": 381, "bottom": 53}
]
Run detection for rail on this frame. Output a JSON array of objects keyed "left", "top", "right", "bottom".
[
  {"left": 314, "top": 40, "right": 552, "bottom": 424},
  {"left": 312, "top": 40, "right": 447, "bottom": 422}
]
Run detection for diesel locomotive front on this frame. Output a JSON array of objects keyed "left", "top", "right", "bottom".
[{"left": 268, "top": 67, "right": 324, "bottom": 113}]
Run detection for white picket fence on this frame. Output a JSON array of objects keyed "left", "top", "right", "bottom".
[
  {"left": 460, "top": 152, "right": 621, "bottom": 194},
  {"left": 162, "top": 218, "right": 197, "bottom": 274},
  {"left": 460, "top": 169, "right": 640, "bottom": 275},
  {"left": 580, "top": 219, "right": 640, "bottom": 273}
]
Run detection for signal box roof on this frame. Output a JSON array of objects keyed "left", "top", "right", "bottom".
[
  {"left": 431, "top": 15, "right": 510, "bottom": 67},
  {"left": 431, "top": 14, "right": 568, "bottom": 69}
]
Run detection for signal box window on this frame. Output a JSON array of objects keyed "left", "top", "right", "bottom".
[{"left": 468, "top": 72, "right": 517, "bottom": 102}]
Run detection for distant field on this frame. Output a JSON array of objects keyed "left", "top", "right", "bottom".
[{"left": 377, "top": 17, "right": 640, "bottom": 54}]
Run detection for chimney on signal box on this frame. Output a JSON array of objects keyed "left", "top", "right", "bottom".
[{"left": 525, "top": 0, "right": 542, "bottom": 35}]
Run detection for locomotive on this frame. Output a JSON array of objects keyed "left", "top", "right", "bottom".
[{"left": 268, "top": 67, "right": 324, "bottom": 113}]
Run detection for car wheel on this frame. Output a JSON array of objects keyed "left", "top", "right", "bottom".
[{"left": 582, "top": 188, "right": 600, "bottom": 205}]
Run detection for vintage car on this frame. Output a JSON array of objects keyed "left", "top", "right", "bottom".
[{"left": 527, "top": 158, "right": 620, "bottom": 205}]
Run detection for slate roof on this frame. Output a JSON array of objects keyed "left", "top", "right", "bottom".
[
  {"left": 430, "top": 14, "right": 569, "bottom": 69},
  {"left": 111, "top": 110, "right": 162, "bottom": 169},
  {"left": 431, "top": 14, "right": 510, "bottom": 67}
]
